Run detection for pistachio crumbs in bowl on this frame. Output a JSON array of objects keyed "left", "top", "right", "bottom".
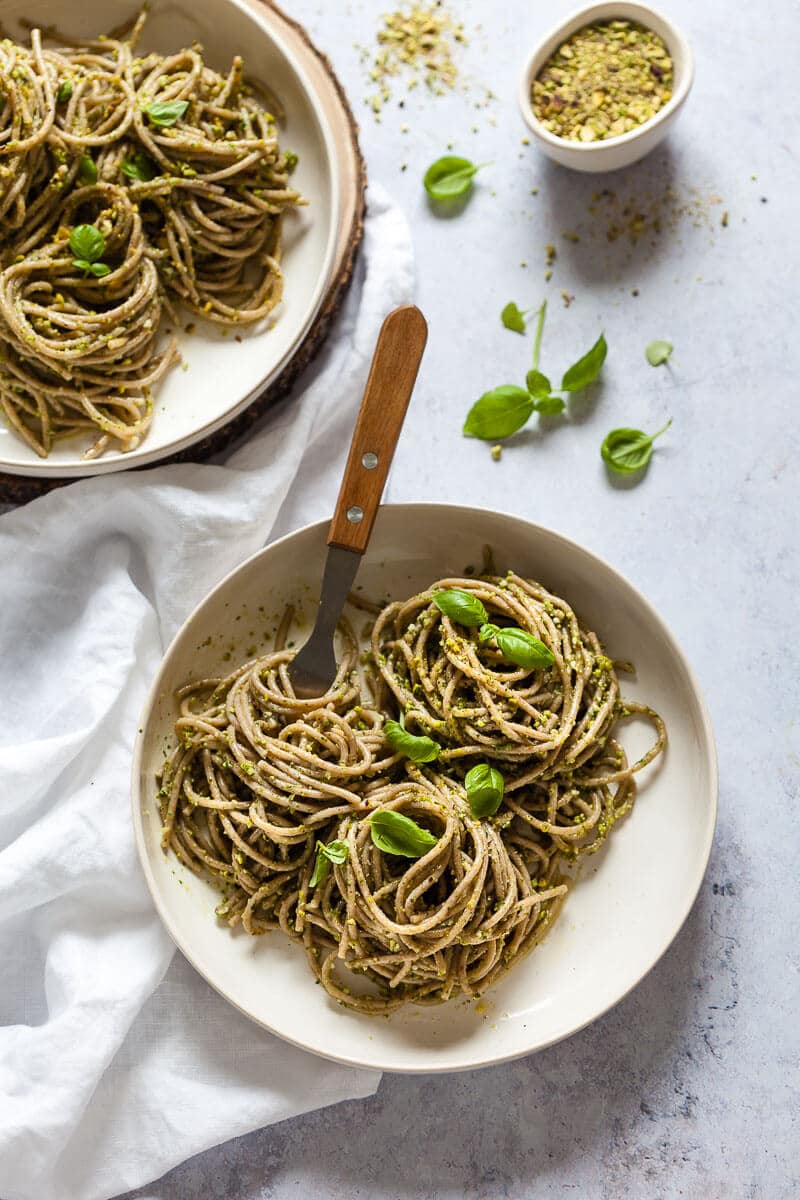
[
  {"left": 532, "top": 19, "right": 673, "bottom": 143},
  {"left": 518, "top": 3, "right": 693, "bottom": 172}
]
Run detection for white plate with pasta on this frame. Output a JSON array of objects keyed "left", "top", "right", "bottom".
[
  {"left": 0, "top": 0, "right": 339, "bottom": 475},
  {"left": 132, "top": 504, "right": 717, "bottom": 1072}
]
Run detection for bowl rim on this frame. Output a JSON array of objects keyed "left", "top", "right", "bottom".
[
  {"left": 0, "top": 0, "right": 342, "bottom": 477},
  {"left": 517, "top": 0, "right": 695, "bottom": 155},
  {"left": 131, "top": 502, "right": 719, "bottom": 1074}
]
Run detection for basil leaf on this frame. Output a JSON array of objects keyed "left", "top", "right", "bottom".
[
  {"left": 463, "top": 385, "right": 534, "bottom": 441},
  {"left": 561, "top": 332, "right": 607, "bottom": 392},
  {"left": 601, "top": 420, "right": 672, "bottom": 474},
  {"left": 56, "top": 80, "right": 73, "bottom": 104},
  {"left": 423, "top": 155, "right": 481, "bottom": 201},
  {"left": 73, "top": 257, "right": 109, "bottom": 277},
  {"left": 284, "top": 150, "right": 298, "bottom": 171},
  {"left": 144, "top": 99, "right": 189, "bottom": 128},
  {"left": 482, "top": 624, "right": 555, "bottom": 670},
  {"left": 78, "top": 155, "right": 97, "bottom": 185},
  {"left": 495, "top": 627, "right": 554, "bottom": 669},
  {"left": 432, "top": 588, "right": 488, "bottom": 628},
  {"left": 465, "top": 763, "right": 505, "bottom": 819},
  {"left": 384, "top": 719, "right": 440, "bottom": 763},
  {"left": 501, "top": 302, "right": 527, "bottom": 333},
  {"left": 370, "top": 810, "right": 439, "bottom": 858},
  {"left": 533, "top": 395, "right": 565, "bottom": 416},
  {"left": 309, "top": 848, "right": 329, "bottom": 888},
  {"left": 121, "top": 151, "right": 157, "bottom": 182},
  {"left": 68, "top": 223, "right": 105, "bottom": 264},
  {"left": 525, "top": 369, "right": 552, "bottom": 399},
  {"left": 309, "top": 838, "right": 349, "bottom": 888},
  {"left": 645, "top": 339, "right": 673, "bottom": 366},
  {"left": 479, "top": 622, "right": 500, "bottom": 644}
]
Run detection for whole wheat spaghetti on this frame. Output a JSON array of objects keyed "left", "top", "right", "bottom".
[
  {"left": 0, "top": 10, "right": 301, "bottom": 457},
  {"left": 159, "top": 571, "right": 666, "bottom": 1014}
]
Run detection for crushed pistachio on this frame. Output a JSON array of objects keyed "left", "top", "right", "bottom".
[
  {"left": 363, "top": 4, "right": 466, "bottom": 116},
  {"left": 532, "top": 20, "right": 673, "bottom": 142}
]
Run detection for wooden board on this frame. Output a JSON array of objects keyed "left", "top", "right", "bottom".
[{"left": 0, "top": 0, "right": 366, "bottom": 504}]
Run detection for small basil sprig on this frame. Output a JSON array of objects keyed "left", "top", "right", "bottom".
[
  {"left": 75, "top": 262, "right": 109, "bottom": 278},
  {"left": 370, "top": 810, "right": 439, "bottom": 858},
  {"left": 645, "top": 340, "right": 673, "bottom": 366},
  {"left": 121, "top": 150, "right": 157, "bottom": 182},
  {"left": 69, "top": 224, "right": 110, "bottom": 278},
  {"left": 432, "top": 588, "right": 554, "bottom": 672},
  {"left": 423, "top": 155, "right": 486, "bottom": 201},
  {"left": 78, "top": 155, "right": 97, "bottom": 185},
  {"left": 309, "top": 838, "right": 348, "bottom": 888},
  {"left": 384, "top": 719, "right": 440, "bottom": 763},
  {"left": 601, "top": 420, "right": 672, "bottom": 475},
  {"left": 465, "top": 763, "right": 504, "bottom": 818},
  {"left": 465, "top": 300, "right": 604, "bottom": 441},
  {"left": 432, "top": 588, "right": 488, "bottom": 627},
  {"left": 480, "top": 623, "right": 555, "bottom": 670},
  {"left": 144, "top": 99, "right": 189, "bottom": 127},
  {"left": 56, "top": 80, "right": 73, "bottom": 104},
  {"left": 530, "top": 393, "right": 565, "bottom": 416}
]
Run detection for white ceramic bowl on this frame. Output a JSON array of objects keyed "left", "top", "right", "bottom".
[
  {"left": 133, "top": 504, "right": 717, "bottom": 1073},
  {"left": 0, "top": 0, "right": 340, "bottom": 476},
  {"left": 518, "top": 2, "right": 694, "bottom": 173}
]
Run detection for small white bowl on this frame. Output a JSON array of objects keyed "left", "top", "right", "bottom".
[{"left": 518, "top": 1, "right": 694, "bottom": 173}]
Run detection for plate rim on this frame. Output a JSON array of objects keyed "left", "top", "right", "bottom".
[
  {"left": 0, "top": 0, "right": 342, "bottom": 478},
  {"left": 131, "top": 502, "right": 719, "bottom": 1073}
]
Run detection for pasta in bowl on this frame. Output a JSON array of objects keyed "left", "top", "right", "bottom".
[
  {"left": 159, "top": 566, "right": 665, "bottom": 1013},
  {"left": 133, "top": 505, "right": 716, "bottom": 1071},
  {"left": 0, "top": 0, "right": 339, "bottom": 475}
]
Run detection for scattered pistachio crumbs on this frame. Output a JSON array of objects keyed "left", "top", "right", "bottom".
[
  {"left": 587, "top": 184, "right": 724, "bottom": 244},
  {"left": 532, "top": 20, "right": 673, "bottom": 143},
  {"left": 364, "top": 4, "right": 466, "bottom": 116}
]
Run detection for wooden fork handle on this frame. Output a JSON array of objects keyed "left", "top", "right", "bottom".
[{"left": 328, "top": 305, "right": 428, "bottom": 553}]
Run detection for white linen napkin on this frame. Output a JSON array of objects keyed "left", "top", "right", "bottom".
[{"left": 0, "top": 186, "right": 412, "bottom": 1200}]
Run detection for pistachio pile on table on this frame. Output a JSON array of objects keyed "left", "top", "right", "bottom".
[
  {"left": 532, "top": 19, "right": 673, "bottom": 142},
  {"left": 366, "top": 3, "right": 466, "bottom": 116}
]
